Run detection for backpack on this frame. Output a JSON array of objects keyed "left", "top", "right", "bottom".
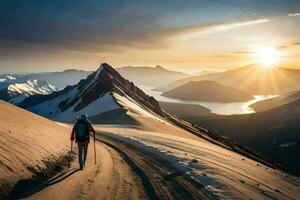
[{"left": 76, "top": 120, "right": 89, "bottom": 142}]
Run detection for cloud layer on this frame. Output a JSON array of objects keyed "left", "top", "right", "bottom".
[
  {"left": 288, "top": 13, "right": 300, "bottom": 17},
  {"left": 0, "top": 0, "right": 300, "bottom": 71}
]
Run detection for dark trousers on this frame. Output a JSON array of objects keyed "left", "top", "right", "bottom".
[{"left": 78, "top": 143, "right": 88, "bottom": 169}]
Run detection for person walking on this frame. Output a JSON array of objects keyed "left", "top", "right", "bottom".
[{"left": 70, "top": 114, "right": 96, "bottom": 170}]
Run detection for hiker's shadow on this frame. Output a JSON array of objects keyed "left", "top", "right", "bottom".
[{"left": 5, "top": 168, "right": 81, "bottom": 200}]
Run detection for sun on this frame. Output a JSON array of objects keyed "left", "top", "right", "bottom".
[{"left": 254, "top": 47, "right": 281, "bottom": 69}]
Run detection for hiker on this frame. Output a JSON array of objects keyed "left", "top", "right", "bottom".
[{"left": 70, "top": 114, "right": 96, "bottom": 170}]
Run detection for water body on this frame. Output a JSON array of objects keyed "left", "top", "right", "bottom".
[{"left": 140, "top": 85, "right": 277, "bottom": 115}]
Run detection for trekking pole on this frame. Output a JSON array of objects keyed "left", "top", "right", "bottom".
[
  {"left": 69, "top": 141, "right": 73, "bottom": 168},
  {"left": 93, "top": 133, "right": 97, "bottom": 164}
]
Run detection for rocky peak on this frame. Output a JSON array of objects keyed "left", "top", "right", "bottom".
[{"left": 20, "top": 63, "right": 163, "bottom": 116}]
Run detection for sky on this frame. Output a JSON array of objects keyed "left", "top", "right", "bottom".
[{"left": 0, "top": 0, "right": 300, "bottom": 73}]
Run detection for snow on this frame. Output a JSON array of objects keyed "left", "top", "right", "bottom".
[
  {"left": 29, "top": 94, "right": 64, "bottom": 117},
  {"left": 81, "top": 65, "right": 103, "bottom": 93},
  {"left": 55, "top": 92, "right": 120, "bottom": 123},
  {"left": 6, "top": 75, "right": 16, "bottom": 80},
  {"left": 93, "top": 65, "right": 103, "bottom": 81},
  {"left": 8, "top": 80, "right": 57, "bottom": 96},
  {"left": 29, "top": 85, "right": 120, "bottom": 123},
  {"left": 0, "top": 78, "right": 6, "bottom": 82},
  {"left": 113, "top": 88, "right": 165, "bottom": 123},
  {"left": 64, "top": 66, "right": 103, "bottom": 105},
  {"left": 5, "top": 80, "right": 57, "bottom": 105},
  {"left": 98, "top": 128, "right": 300, "bottom": 200}
]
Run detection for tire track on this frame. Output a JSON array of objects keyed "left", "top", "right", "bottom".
[{"left": 96, "top": 133, "right": 212, "bottom": 200}]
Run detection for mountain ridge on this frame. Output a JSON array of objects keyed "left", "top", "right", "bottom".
[
  {"left": 0, "top": 79, "right": 57, "bottom": 104},
  {"left": 20, "top": 63, "right": 162, "bottom": 123},
  {"left": 116, "top": 65, "right": 189, "bottom": 88}
]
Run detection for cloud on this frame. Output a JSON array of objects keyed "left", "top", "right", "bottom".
[
  {"left": 166, "top": 18, "right": 270, "bottom": 37},
  {"left": 234, "top": 51, "right": 252, "bottom": 55},
  {"left": 278, "top": 40, "right": 300, "bottom": 49},
  {"left": 205, "top": 19, "right": 270, "bottom": 33},
  {"left": 0, "top": 0, "right": 279, "bottom": 66},
  {"left": 288, "top": 13, "right": 300, "bottom": 17}
]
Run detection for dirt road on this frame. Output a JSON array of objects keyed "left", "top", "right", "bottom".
[
  {"left": 7, "top": 141, "right": 148, "bottom": 200},
  {"left": 6, "top": 131, "right": 211, "bottom": 200}
]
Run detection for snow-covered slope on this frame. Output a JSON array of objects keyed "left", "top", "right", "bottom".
[
  {"left": 99, "top": 125, "right": 300, "bottom": 200},
  {"left": 20, "top": 63, "right": 162, "bottom": 123},
  {"left": 0, "top": 79, "right": 57, "bottom": 104},
  {"left": 8, "top": 80, "right": 57, "bottom": 96}
]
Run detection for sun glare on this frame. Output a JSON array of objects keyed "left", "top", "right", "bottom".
[{"left": 254, "top": 47, "right": 281, "bottom": 69}]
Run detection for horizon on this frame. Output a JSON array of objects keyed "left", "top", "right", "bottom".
[
  {"left": 1, "top": 1, "right": 300, "bottom": 73},
  {"left": 1, "top": 62, "right": 300, "bottom": 75}
]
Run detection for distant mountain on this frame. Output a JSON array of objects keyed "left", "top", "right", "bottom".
[
  {"left": 0, "top": 69, "right": 92, "bottom": 90},
  {"left": 16, "top": 69, "right": 92, "bottom": 89},
  {"left": 116, "top": 65, "right": 189, "bottom": 88},
  {"left": 185, "top": 99, "right": 300, "bottom": 176},
  {"left": 0, "top": 75, "right": 17, "bottom": 90},
  {"left": 0, "top": 80, "right": 57, "bottom": 104},
  {"left": 162, "top": 80, "right": 253, "bottom": 102},
  {"left": 19, "top": 63, "right": 162, "bottom": 123},
  {"left": 155, "top": 65, "right": 300, "bottom": 95},
  {"left": 195, "top": 69, "right": 224, "bottom": 76},
  {"left": 250, "top": 90, "right": 300, "bottom": 112}
]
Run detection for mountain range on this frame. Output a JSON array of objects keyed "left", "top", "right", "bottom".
[
  {"left": 11, "top": 69, "right": 92, "bottom": 89},
  {"left": 116, "top": 65, "right": 189, "bottom": 88},
  {"left": 0, "top": 79, "right": 57, "bottom": 104},
  {"left": 0, "top": 66, "right": 189, "bottom": 107},
  {"left": 155, "top": 65, "right": 300, "bottom": 95}
]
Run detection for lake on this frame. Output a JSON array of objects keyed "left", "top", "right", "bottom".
[{"left": 140, "top": 85, "right": 277, "bottom": 115}]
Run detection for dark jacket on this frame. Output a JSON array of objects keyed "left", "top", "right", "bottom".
[{"left": 70, "top": 119, "right": 96, "bottom": 144}]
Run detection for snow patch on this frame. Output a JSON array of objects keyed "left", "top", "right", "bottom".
[
  {"left": 55, "top": 92, "right": 120, "bottom": 123},
  {"left": 113, "top": 89, "right": 164, "bottom": 123},
  {"left": 6, "top": 75, "right": 16, "bottom": 80},
  {"left": 8, "top": 80, "right": 57, "bottom": 96},
  {"left": 93, "top": 65, "right": 103, "bottom": 81}
]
